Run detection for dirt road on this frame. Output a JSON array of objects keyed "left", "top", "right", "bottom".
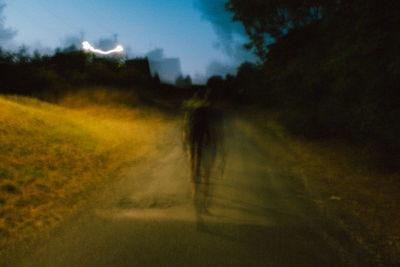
[{"left": 1, "top": 116, "right": 370, "bottom": 266}]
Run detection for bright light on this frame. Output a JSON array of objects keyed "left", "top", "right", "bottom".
[{"left": 81, "top": 41, "right": 124, "bottom": 55}]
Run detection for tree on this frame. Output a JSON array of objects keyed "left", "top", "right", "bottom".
[
  {"left": 175, "top": 75, "right": 192, "bottom": 88},
  {"left": 206, "top": 75, "right": 224, "bottom": 90},
  {"left": 225, "top": 0, "right": 338, "bottom": 60},
  {"left": 153, "top": 73, "right": 161, "bottom": 85}
]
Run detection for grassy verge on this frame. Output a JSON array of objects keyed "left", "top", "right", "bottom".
[
  {"left": 0, "top": 88, "right": 168, "bottom": 253},
  {"left": 239, "top": 109, "right": 400, "bottom": 266}
]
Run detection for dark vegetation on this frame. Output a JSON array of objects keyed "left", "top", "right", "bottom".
[
  {"left": 218, "top": 0, "right": 399, "bottom": 169},
  {"left": 0, "top": 46, "right": 156, "bottom": 96},
  {"left": 0, "top": 45, "right": 198, "bottom": 111}
]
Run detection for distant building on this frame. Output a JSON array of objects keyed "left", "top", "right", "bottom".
[{"left": 148, "top": 57, "right": 182, "bottom": 84}]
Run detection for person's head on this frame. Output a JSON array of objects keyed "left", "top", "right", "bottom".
[{"left": 188, "top": 88, "right": 217, "bottom": 107}]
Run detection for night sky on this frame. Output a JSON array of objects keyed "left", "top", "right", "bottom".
[{"left": 0, "top": 0, "right": 256, "bottom": 83}]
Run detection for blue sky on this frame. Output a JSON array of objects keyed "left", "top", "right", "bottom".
[{"left": 1, "top": 0, "right": 255, "bottom": 82}]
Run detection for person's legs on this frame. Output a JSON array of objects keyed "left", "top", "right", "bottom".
[
  {"left": 200, "top": 168, "right": 212, "bottom": 214},
  {"left": 191, "top": 143, "right": 201, "bottom": 195},
  {"left": 190, "top": 143, "right": 215, "bottom": 229},
  {"left": 190, "top": 143, "right": 205, "bottom": 227},
  {"left": 202, "top": 147, "right": 217, "bottom": 212}
]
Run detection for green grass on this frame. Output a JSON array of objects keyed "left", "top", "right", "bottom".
[{"left": 0, "top": 89, "right": 168, "bottom": 252}]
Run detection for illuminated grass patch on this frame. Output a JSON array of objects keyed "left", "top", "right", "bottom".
[{"left": 0, "top": 91, "right": 167, "bottom": 252}]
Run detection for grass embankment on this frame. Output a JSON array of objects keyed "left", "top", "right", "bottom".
[
  {"left": 0, "top": 88, "right": 167, "bottom": 252},
  {"left": 239, "top": 110, "right": 400, "bottom": 266}
]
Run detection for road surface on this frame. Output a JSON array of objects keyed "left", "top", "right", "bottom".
[{"left": 1, "top": 115, "right": 369, "bottom": 266}]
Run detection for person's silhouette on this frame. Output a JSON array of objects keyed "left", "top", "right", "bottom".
[{"left": 182, "top": 89, "right": 225, "bottom": 229}]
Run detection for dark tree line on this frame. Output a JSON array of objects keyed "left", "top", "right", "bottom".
[
  {"left": 214, "top": 0, "right": 399, "bottom": 168},
  {"left": 0, "top": 45, "right": 157, "bottom": 97}
]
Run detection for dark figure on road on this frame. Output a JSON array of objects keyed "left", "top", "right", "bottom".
[{"left": 182, "top": 90, "right": 225, "bottom": 229}]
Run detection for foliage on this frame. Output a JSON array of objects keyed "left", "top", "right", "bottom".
[
  {"left": 220, "top": 0, "right": 400, "bottom": 167},
  {"left": 225, "top": 0, "right": 339, "bottom": 59},
  {"left": 175, "top": 74, "right": 192, "bottom": 88},
  {"left": 0, "top": 46, "right": 154, "bottom": 97}
]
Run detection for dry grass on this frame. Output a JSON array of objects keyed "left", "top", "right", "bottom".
[
  {"left": 0, "top": 88, "right": 168, "bottom": 252},
  {"left": 287, "top": 137, "right": 400, "bottom": 265},
  {"left": 240, "top": 110, "right": 400, "bottom": 266}
]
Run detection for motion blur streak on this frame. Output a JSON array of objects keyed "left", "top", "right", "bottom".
[{"left": 82, "top": 41, "right": 124, "bottom": 55}]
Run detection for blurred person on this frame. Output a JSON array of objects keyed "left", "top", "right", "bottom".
[{"left": 182, "top": 89, "right": 226, "bottom": 229}]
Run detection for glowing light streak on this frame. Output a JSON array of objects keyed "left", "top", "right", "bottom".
[{"left": 82, "top": 41, "right": 124, "bottom": 55}]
